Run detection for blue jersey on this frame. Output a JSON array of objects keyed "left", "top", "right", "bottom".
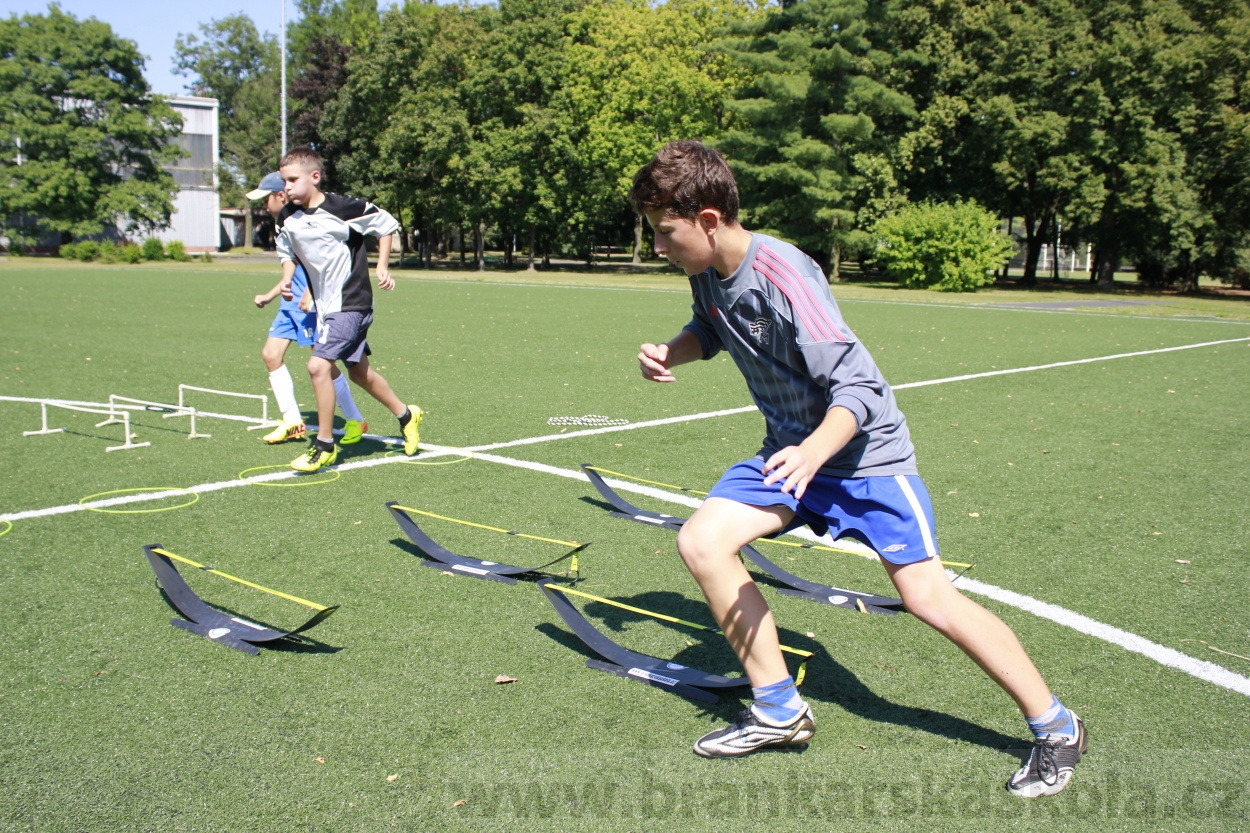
[
  {"left": 279, "top": 263, "right": 310, "bottom": 312},
  {"left": 682, "top": 233, "right": 916, "bottom": 478}
]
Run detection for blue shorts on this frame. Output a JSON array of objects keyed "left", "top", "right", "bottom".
[
  {"left": 268, "top": 309, "right": 317, "bottom": 347},
  {"left": 707, "top": 458, "right": 939, "bottom": 565}
]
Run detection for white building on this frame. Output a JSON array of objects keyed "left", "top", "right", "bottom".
[{"left": 157, "top": 96, "right": 221, "bottom": 252}]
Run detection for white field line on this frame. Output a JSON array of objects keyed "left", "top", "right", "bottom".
[
  {"left": 5, "top": 335, "right": 1245, "bottom": 517},
  {"left": 457, "top": 450, "right": 1250, "bottom": 699},
  {"left": 953, "top": 575, "right": 1250, "bottom": 697},
  {"left": 0, "top": 447, "right": 466, "bottom": 522},
  {"left": 4, "top": 336, "right": 1249, "bottom": 696},
  {"left": 892, "top": 336, "right": 1250, "bottom": 390}
]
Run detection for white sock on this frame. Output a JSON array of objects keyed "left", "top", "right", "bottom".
[
  {"left": 269, "top": 366, "right": 301, "bottom": 424},
  {"left": 333, "top": 373, "right": 363, "bottom": 421}
]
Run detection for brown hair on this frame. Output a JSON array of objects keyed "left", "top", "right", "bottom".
[
  {"left": 628, "top": 140, "right": 739, "bottom": 224},
  {"left": 279, "top": 145, "right": 325, "bottom": 177}
]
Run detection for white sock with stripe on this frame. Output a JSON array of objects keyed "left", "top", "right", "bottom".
[
  {"left": 268, "top": 366, "right": 301, "bottom": 424},
  {"left": 333, "top": 373, "right": 363, "bottom": 421}
]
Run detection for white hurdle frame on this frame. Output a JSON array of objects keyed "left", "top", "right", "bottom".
[
  {"left": 100, "top": 395, "right": 210, "bottom": 440},
  {"left": 22, "top": 400, "right": 150, "bottom": 452},
  {"left": 177, "top": 385, "right": 277, "bottom": 430}
]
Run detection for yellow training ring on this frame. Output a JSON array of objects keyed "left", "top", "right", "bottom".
[
  {"left": 79, "top": 487, "right": 200, "bottom": 514},
  {"left": 239, "top": 464, "right": 342, "bottom": 487}
]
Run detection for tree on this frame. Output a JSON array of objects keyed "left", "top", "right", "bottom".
[
  {"left": 289, "top": 0, "right": 380, "bottom": 67},
  {"left": 1078, "top": 0, "right": 1250, "bottom": 291},
  {"left": 174, "top": 14, "right": 280, "bottom": 207},
  {"left": 289, "top": 32, "right": 352, "bottom": 186},
  {"left": 558, "top": 0, "right": 757, "bottom": 263},
  {"left": 714, "top": 0, "right": 915, "bottom": 276},
  {"left": 322, "top": 2, "right": 491, "bottom": 264},
  {"left": 0, "top": 6, "right": 183, "bottom": 244},
  {"left": 888, "top": 0, "right": 1106, "bottom": 284},
  {"left": 286, "top": 1, "right": 381, "bottom": 184}
]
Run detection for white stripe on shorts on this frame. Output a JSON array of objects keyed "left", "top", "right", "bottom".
[{"left": 894, "top": 475, "right": 938, "bottom": 559}]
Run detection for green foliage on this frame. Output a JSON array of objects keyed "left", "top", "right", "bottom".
[
  {"left": 57, "top": 242, "right": 77, "bottom": 260},
  {"left": 141, "top": 237, "right": 165, "bottom": 261},
  {"left": 166, "top": 240, "right": 190, "bottom": 262},
  {"left": 174, "top": 15, "right": 281, "bottom": 205},
  {"left": 289, "top": 33, "right": 352, "bottom": 182},
  {"left": 97, "top": 240, "right": 117, "bottom": 263},
  {"left": 74, "top": 241, "right": 100, "bottom": 262},
  {"left": 290, "top": 0, "right": 380, "bottom": 62},
  {"left": 118, "top": 243, "right": 143, "bottom": 264},
  {"left": 873, "top": 200, "right": 1013, "bottom": 291},
  {"left": 714, "top": 0, "right": 913, "bottom": 273},
  {"left": 0, "top": 7, "right": 183, "bottom": 242},
  {"left": 888, "top": 0, "right": 1250, "bottom": 290},
  {"left": 556, "top": 0, "right": 757, "bottom": 252},
  {"left": 889, "top": 0, "right": 1104, "bottom": 284},
  {"left": 323, "top": 0, "right": 756, "bottom": 264}
]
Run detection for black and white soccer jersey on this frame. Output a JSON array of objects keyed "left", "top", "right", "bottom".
[
  {"left": 276, "top": 193, "right": 400, "bottom": 319},
  {"left": 682, "top": 233, "right": 917, "bottom": 479}
]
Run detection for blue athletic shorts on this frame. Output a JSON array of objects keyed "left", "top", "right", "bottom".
[
  {"left": 706, "top": 458, "right": 939, "bottom": 565},
  {"left": 268, "top": 308, "right": 317, "bottom": 347},
  {"left": 312, "top": 310, "right": 372, "bottom": 366}
]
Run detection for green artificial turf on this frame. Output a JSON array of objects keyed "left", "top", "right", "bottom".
[{"left": 1, "top": 262, "right": 1248, "bottom": 832}]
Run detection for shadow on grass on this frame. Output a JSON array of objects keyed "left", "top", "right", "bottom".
[
  {"left": 154, "top": 585, "right": 342, "bottom": 655},
  {"left": 538, "top": 589, "right": 1025, "bottom": 754},
  {"left": 577, "top": 495, "right": 630, "bottom": 516}
]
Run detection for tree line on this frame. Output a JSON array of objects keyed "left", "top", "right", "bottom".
[{"left": 5, "top": 0, "right": 1250, "bottom": 290}]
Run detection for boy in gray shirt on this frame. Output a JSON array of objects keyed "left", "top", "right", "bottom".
[{"left": 631, "top": 141, "right": 1085, "bottom": 797}]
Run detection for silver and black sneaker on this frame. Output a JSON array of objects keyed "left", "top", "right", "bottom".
[
  {"left": 693, "top": 705, "right": 815, "bottom": 758},
  {"left": 1007, "top": 715, "right": 1087, "bottom": 797}
]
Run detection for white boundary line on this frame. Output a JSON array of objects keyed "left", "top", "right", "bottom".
[
  {"left": 892, "top": 336, "right": 1250, "bottom": 390},
  {"left": 461, "top": 451, "right": 1250, "bottom": 698},
  {"left": 4, "top": 337, "right": 1249, "bottom": 697}
]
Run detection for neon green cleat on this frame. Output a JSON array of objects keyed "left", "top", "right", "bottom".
[
  {"left": 291, "top": 442, "right": 337, "bottom": 472},
  {"left": 262, "top": 421, "right": 306, "bottom": 444},
  {"left": 401, "top": 405, "right": 423, "bottom": 455},
  {"left": 340, "top": 419, "right": 368, "bottom": 445}
]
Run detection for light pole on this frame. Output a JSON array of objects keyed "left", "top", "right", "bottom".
[{"left": 280, "top": 0, "right": 287, "bottom": 157}]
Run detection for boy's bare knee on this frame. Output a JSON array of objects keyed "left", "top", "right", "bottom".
[
  {"left": 676, "top": 524, "right": 736, "bottom": 577},
  {"left": 897, "top": 581, "right": 964, "bottom": 633},
  {"left": 347, "top": 363, "right": 369, "bottom": 385},
  {"left": 307, "top": 357, "right": 333, "bottom": 380}
]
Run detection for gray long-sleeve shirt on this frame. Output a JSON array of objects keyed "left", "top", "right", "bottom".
[{"left": 683, "top": 233, "right": 917, "bottom": 478}]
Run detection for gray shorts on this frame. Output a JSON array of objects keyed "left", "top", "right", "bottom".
[{"left": 312, "top": 310, "right": 373, "bottom": 366}]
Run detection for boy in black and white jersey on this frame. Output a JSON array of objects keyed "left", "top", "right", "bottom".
[{"left": 275, "top": 146, "right": 422, "bottom": 471}]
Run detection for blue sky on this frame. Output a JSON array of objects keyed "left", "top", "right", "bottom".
[{"left": 0, "top": 1, "right": 291, "bottom": 96}]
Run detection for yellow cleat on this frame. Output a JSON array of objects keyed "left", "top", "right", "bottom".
[
  {"left": 401, "top": 405, "right": 423, "bottom": 455},
  {"left": 263, "top": 421, "right": 306, "bottom": 444},
  {"left": 340, "top": 419, "right": 368, "bottom": 445},
  {"left": 291, "top": 443, "right": 337, "bottom": 472}
]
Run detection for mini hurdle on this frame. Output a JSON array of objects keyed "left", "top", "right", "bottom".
[
  {"left": 177, "top": 385, "right": 276, "bottom": 430},
  {"left": 99, "top": 395, "right": 210, "bottom": 440},
  {"left": 22, "top": 399, "right": 149, "bottom": 452}
]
